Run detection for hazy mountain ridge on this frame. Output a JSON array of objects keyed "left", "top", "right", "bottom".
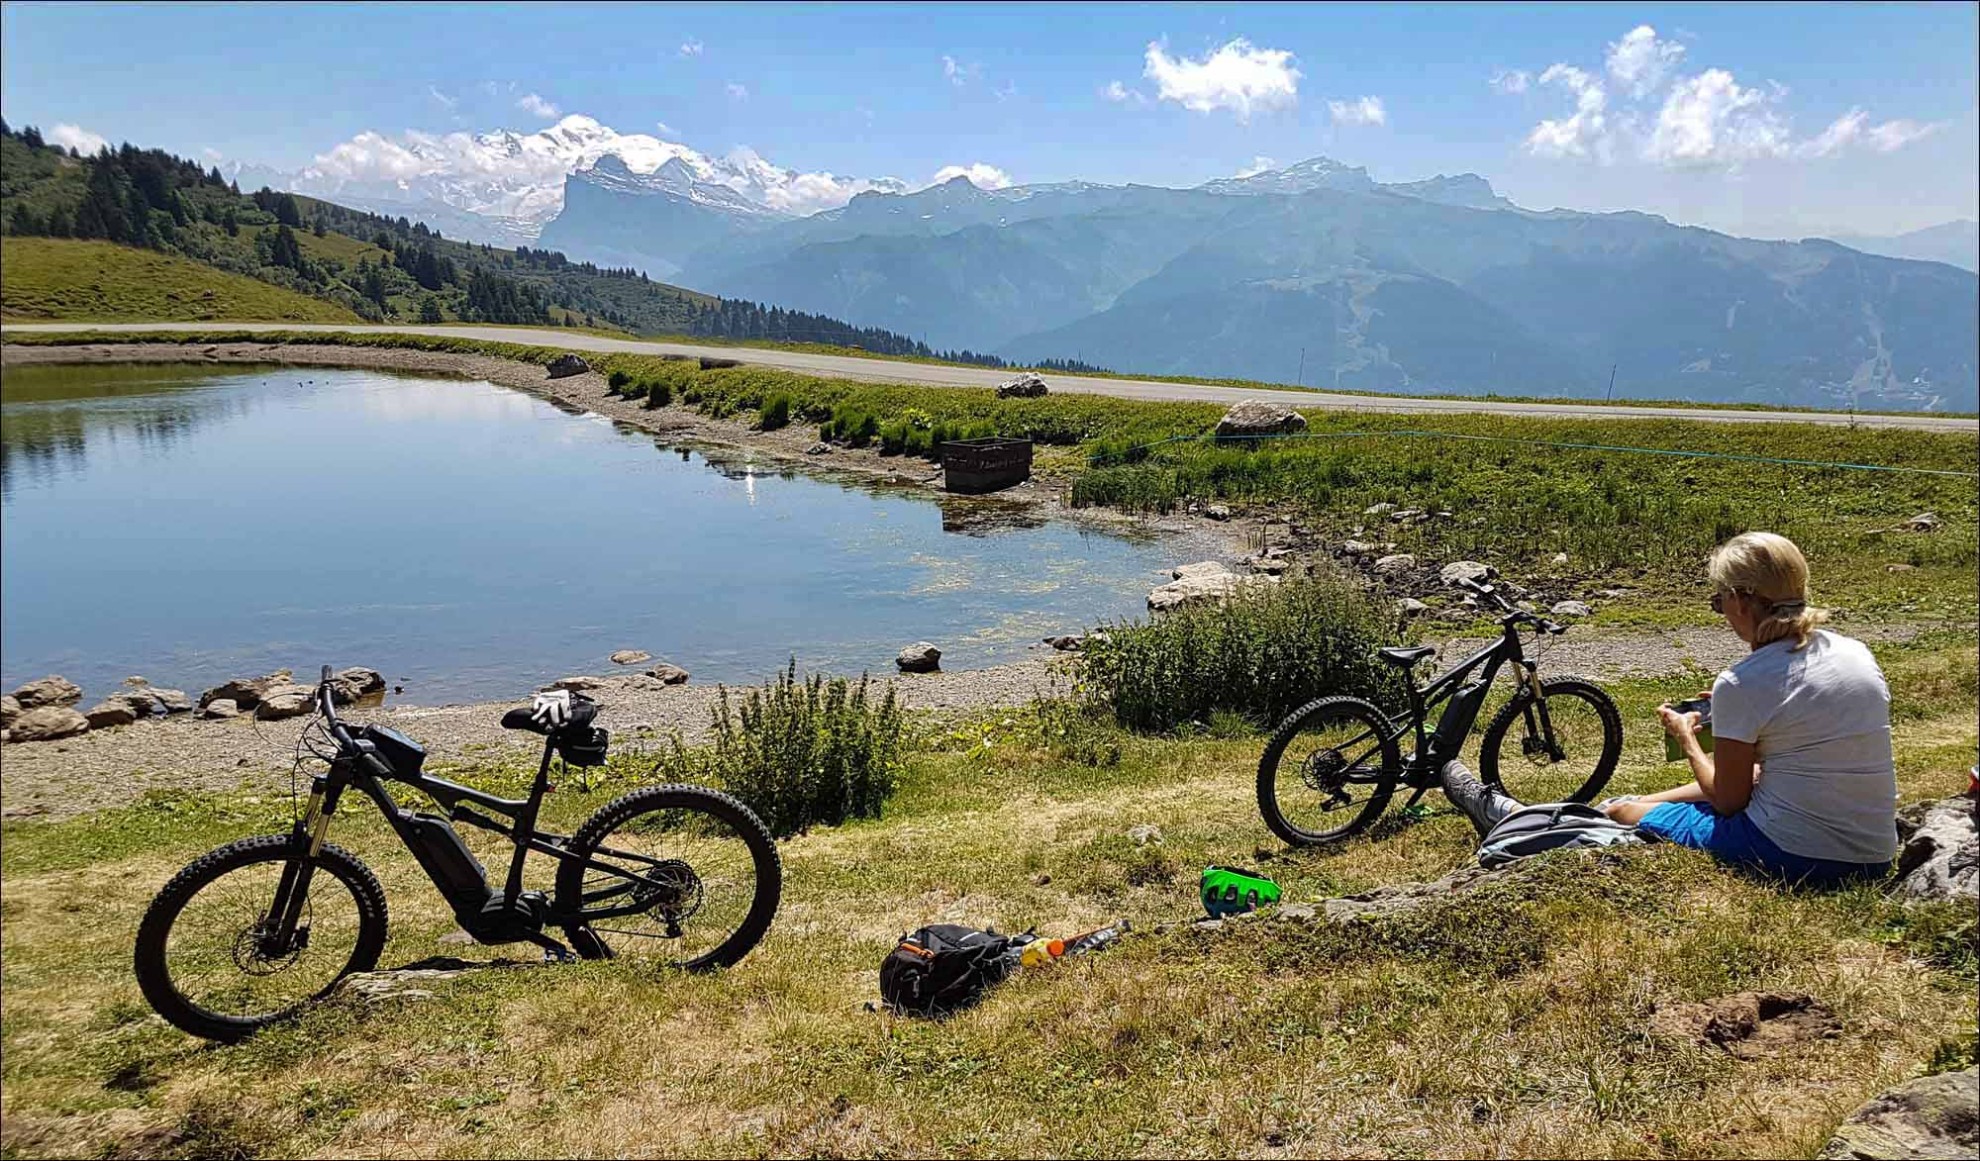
[{"left": 1825, "top": 220, "right": 1978, "bottom": 272}]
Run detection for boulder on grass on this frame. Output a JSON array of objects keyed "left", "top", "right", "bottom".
[
  {"left": 1551, "top": 600, "right": 1593, "bottom": 618},
  {"left": 1372, "top": 553, "right": 1417, "bottom": 576},
  {"left": 1439, "top": 560, "right": 1496, "bottom": 587},
  {"left": 546, "top": 354, "right": 590, "bottom": 379},
  {"left": 6, "top": 706, "right": 89, "bottom": 743},
  {"left": 896, "top": 643, "right": 942, "bottom": 673},
  {"left": 1817, "top": 1067, "right": 1977, "bottom": 1161},
  {"left": 995, "top": 372, "right": 1049, "bottom": 398},
  {"left": 83, "top": 701, "right": 139, "bottom": 730},
  {"left": 1149, "top": 571, "right": 1276, "bottom": 612},
  {"left": 1214, "top": 400, "right": 1308, "bottom": 442},
  {"left": 1893, "top": 795, "right": 1978, "bottom": 902},
  {"left": 10, "top": 675, "right": 82, "bottom": 709}
]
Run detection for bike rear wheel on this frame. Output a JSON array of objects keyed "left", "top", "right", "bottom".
[
  {"left": 1477, "top": 675, "right": 1622, "bottom": 805},
  {"left": 558, "top": 785, "right": 781, "bottom": 970},
  {"left": 1257, "top": 696, "right": 1402, "bottom": 846},
  {"left": 134, "top": 835, "right": 388, "bottom": 1042}
]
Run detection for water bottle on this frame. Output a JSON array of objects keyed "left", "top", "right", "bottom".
[{"left": 1063, "top": 920, "right": 1131, "bottom": 957}]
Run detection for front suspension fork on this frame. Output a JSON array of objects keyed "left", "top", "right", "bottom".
[
  {"left": 266, "top": 779, "right": 338, "bottom": 950},
  {"left": 1518, "top": 665, "right": 1564, "bottom": 761}
]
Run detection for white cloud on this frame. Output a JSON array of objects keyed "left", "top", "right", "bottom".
[
  {"left": 654, "top": 120, "right": 677, "bottom": 137},
  {"left": 1798, "top": 107, "right": 1941, "bottom": 158},
  {"left": 201, "top": 146, "right": 224, "bottom": 161},
  {"left": 1512, "top": 24, "right": 1940, "bottom": 170},
  {"left": 48, "top": 123, "right": 109, "bottom": 154},
  {"left": 1605, "top": 25, "right": 1685, "bottom": 99},
  {"left": 1327, "top": 95, "right": 1386, "bottom": 126},
  {"left": 942, "top": 55, "right": 980, "bottom": 87},
  {"left": 725, "top": 82, "right": 749, "bottom": 101},
  {"left": 516, "top": 92, "right": 560, "bottom": 119},
  {"left": 1234, "top": 156, "right": 1277, "bottom": 179},
  {"left": 930, "top": 162, "right": 1011, "bottom": 190},
  {"left": 427, "top": 85, "right": 457, "bottom": 111},
  {"left": 1143, "top": 38, "right": 1300, "bottom": 121},
  {"left": 679, "top": 39, "right": 703, "bottom": 58},
  {"left": 1524, "top": 64, "right": 1609, "bottom": 159},
  {"left": 1644, "top": 69, "right": 1790, "bottom": 167},
  {"left": 1102, "top": 80, "right": 1148, "bottom": 107}
]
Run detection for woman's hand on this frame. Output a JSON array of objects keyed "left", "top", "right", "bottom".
[{"left": 1659, "top": 705, "right": 1701, "bottom": 740}]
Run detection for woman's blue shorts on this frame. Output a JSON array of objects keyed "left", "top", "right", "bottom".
[{"left": 1637, "top": 802, "right": 1890, "bottom": 888}]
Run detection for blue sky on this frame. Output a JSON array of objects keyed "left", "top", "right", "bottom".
[{"left": 3, "top": 2, "right": 1974, "bottom": 235}]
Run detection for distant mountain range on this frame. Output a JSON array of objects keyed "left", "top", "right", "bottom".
[
  {"left": 1824, "top": 220, "right": 1978, "bottom": 272},
  {"left": 239, "top": 121, "right": 1977, "bottom": 411}
]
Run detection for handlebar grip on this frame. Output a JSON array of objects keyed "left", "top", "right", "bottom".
[{"left": 321, "top": 664, "right": 333, "bottom": 685}]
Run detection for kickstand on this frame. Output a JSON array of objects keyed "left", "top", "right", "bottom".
[
  {"left": 526, "top": 932, "right": 578, "bottom": 963},
  {"left": 1399, "top": 785, "right": 1431, "bottom": 812}
]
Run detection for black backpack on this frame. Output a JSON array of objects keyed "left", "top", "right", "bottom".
[{"left": 878, "top": 924, "right": 1024, "bottom": 1017}]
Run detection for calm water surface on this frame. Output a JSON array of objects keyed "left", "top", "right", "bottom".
[{"left": 1, "top": 364, "right": 1184, "bottom": 703}]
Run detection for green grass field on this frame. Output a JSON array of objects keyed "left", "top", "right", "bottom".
[
  {"left": 0, "top": 238, "right": 360, "bottom": 324},
  {"left": 1, "top": 638, "right": 1973, "bottom": 1159}
]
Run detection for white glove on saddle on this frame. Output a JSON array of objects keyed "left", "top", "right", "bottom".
[{"left": 531, "top": 689, "right": 573, "bottom": 728}]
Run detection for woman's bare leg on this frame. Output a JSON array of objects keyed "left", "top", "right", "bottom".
[{"left": 1606, "top": 781, "right": 1708, "bottom": 825}]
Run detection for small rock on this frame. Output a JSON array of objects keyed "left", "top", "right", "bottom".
[
  {"left": 1391, "top": 508, "right": 1425, "bottom": 523},
  {"left": 609, "top": 650, "right": 652, "bottom": 666},
  {"left": 1900, "top": 511, "right": 1942, "bottom": 532},
  {"left": 1341, "top": 539, "right": 1377, "bottom": 556},
  {"left": 83, "top": 701, "right": 139, "bottom": 730},
  {"left": 1363, "top": 503, "right": 1395, "bottom": 517},
  {"left": 10, "top": 675, "right": 83, "bottom": 709},
  {"left": 543, "top": 676, "right": 608, "bottom": 692},
  {"left": 0, "top": 695, "right": 18, "bottom": 728},
  {"left": 254, "top": 683, "right": 317, "bottom": 721},
  {"left": 437, "top": 929, "right": 476, "bottom": 946},
  {"left": 896, "top": 642, "right": 942, "bottom": 673},
  {"left": 805, "top": 442, "right": 832, "bottom": 455},
  {"left": 995, "top": 372, "right": 1049, "bottom": 398},
  {"left": 644, "top": 663, "right": 691, "bottom": 685},
  {"left": 5, "top": 705, "right": 90, "bottom": 743},
  {"left": 1203, "top": 503, "right": 1232, "bottom": 521},
  {"left": 199, "top": 670, "right": 293, "bottom": 711},
  {"left": 545, "top": 353, "right": 590, "bottom": 379},
  {"left": 1817, "top": 1067, "right": 1977, "bottom": 1161},
  {"left": 1172, "top": 560, "right": 1233, "bottom": 580},
  {"left": 1372, "top": 553, "right": 1417, "bottom": 576},
  {"left": 1149, "top": 571, "right": 1275, "bottom": 611},
  {"left": 146, "top": 688, "right": 193, "bottom": 714},
  {"left": 1551, "top": 600, "right": 1593, "bottom": 618},
  {"left": 1396, "top": 598, "right": 1429, "bottom": 617},
  {"left": 1439, "top": 560, "right": 1497, "bottom": 587},
  {"left": 1193, "top": 918, "right": 1225, "bottom": 932},
  {"left": 1551, "top": 552, "right": 1569, "bottom": 565},
  {"left": 1128, "top": 823, "right": 1163, "bottom": 846},
  {"left": 1043, "top": 635, "right": 1084, "bottom": 652},
  {"left": 1214, "top": 400, "right": 1308, "bottom": 441},
  {"left": 200, "top": 698, "right": 240, "bottom": 720},
  {"left": 1887, "top": 563, "right": 1917, "bottom": 573},
  {"left": 334, "top": 967, "right": 473, "bottom": 1004}
]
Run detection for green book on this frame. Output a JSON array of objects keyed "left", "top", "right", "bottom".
[{"left": 1665, "top": 698, "right": 1715, "bottom": 763}]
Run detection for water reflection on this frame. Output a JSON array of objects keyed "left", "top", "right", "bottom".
[{"left": 1, "top": 364, "right": 1195, "bottom": 702}]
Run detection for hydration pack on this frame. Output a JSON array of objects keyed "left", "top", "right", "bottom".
[
  {"left": 878, "top": 924, "right": 1027, "bottom": 1018},
  {"left": 1476, "top": 802, "right": 1644, "bottom": 869}
]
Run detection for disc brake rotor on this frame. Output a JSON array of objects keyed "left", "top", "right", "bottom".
[{"left": 632, "top": 859, "right": 704, "bottom": 934}]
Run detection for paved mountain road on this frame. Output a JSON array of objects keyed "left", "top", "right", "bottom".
[{"left": 6, "top": 321, "right": 1974, "bottom": 433}]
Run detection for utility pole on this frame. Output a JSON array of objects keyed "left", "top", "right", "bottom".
[
  {"left": 1605, "top": 363, "right": 1617, "bottom": 402},
  {"left": 1296, "top": 346, "right": 1306, "bottom": 388}
]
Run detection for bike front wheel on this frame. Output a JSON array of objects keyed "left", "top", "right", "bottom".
[
  {"left": 134, "top": 835, "right": 388, "bottom": 1042},
  {"left": 558, "top": 784, "right": 781, "bottom": 970},
  {"left": 1257, "top": 696, "right": 1402, "bottom": 846},
  {"left": 1477, "top": 675, "right": 1622, "bottom": 805}
]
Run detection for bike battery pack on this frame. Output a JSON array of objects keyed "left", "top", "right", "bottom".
[
  {"left": 402, "top": 813, "right": 490, "bottom": 910},
  {"left": 1428, "top": 680, "right": 1492, "bottom": 763}
]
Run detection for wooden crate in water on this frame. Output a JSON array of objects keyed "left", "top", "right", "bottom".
[{"left": 940, "top": 437, "right": 1034, "bottom": 494}]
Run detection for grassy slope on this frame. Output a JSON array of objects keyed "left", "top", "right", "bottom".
[
  {"left": 0, "top": 238, "right": 358, "bottom": 323},
  {"left": 0, "top": 640, "right": 1973, "bottom": 1158}
]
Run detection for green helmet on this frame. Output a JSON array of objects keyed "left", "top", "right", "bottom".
[{"left": 1200, "top": 865, "right": 1281, "bottom": 918}]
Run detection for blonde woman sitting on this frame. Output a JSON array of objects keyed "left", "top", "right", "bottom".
[{"left": 1605, "top": 532, "right": 1896, "bottom": 887}]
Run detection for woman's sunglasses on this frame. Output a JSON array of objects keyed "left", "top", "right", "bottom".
[{"left": 1710, "top": 589, "right": 1744, "bottom": 614}]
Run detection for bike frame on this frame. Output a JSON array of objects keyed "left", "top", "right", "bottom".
[
  {"left": 1387, "top": 615, "right": 1548, "bottom": 784},
  {"left": 263, "top": 670, "right": 668, "bottom": 953}
]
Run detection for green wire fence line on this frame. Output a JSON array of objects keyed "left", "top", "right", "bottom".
[{"left": 1087, "top": 430, "right": 1980, "bottom": 480}]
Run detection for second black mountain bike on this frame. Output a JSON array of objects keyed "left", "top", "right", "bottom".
[{"left": 1258, "top": 578, "right": 1622, "bottom": 845}]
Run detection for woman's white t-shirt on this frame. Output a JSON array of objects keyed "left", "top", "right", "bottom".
[{"left": 1711, "top": 629, "right": 1897, "bottom": 863}]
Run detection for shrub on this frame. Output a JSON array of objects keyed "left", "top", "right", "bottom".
[
  {"left": 640, "top": 380, "right": 672, "bottom": 409},
  {"left": 653, "top": 662, "right": 906, "bottom": 837},
  {"left": 1080, "top": 575, "right": 1410, "bottom": 732},
  {"left": 607, "top": 369, "right": 632, "bottom": 392},
  {"left": 759, "top": 393, "right": 792, "bottom": 431}
]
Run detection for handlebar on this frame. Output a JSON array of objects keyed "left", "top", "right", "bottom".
[
  {"left": 316, "top": 664, "right": 355, "bottom": 745},
  {"left": 1455, "top": 578, "right": 1568, "bottom": 635}
]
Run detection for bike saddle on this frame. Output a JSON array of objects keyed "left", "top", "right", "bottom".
[
  {"left": 1377, "top": 645, "right": 1437, "bottom": 668},
  {"left": 500, "top": 696, "right": 599, "bottom": 734}
]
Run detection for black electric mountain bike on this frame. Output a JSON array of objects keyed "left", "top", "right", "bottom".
[
  {"left": 1258, "top": 578, "right": 1622, "bottom": 846},
  {"left": 135, "top": 666, "right": 781, "bottom": 1042}
]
